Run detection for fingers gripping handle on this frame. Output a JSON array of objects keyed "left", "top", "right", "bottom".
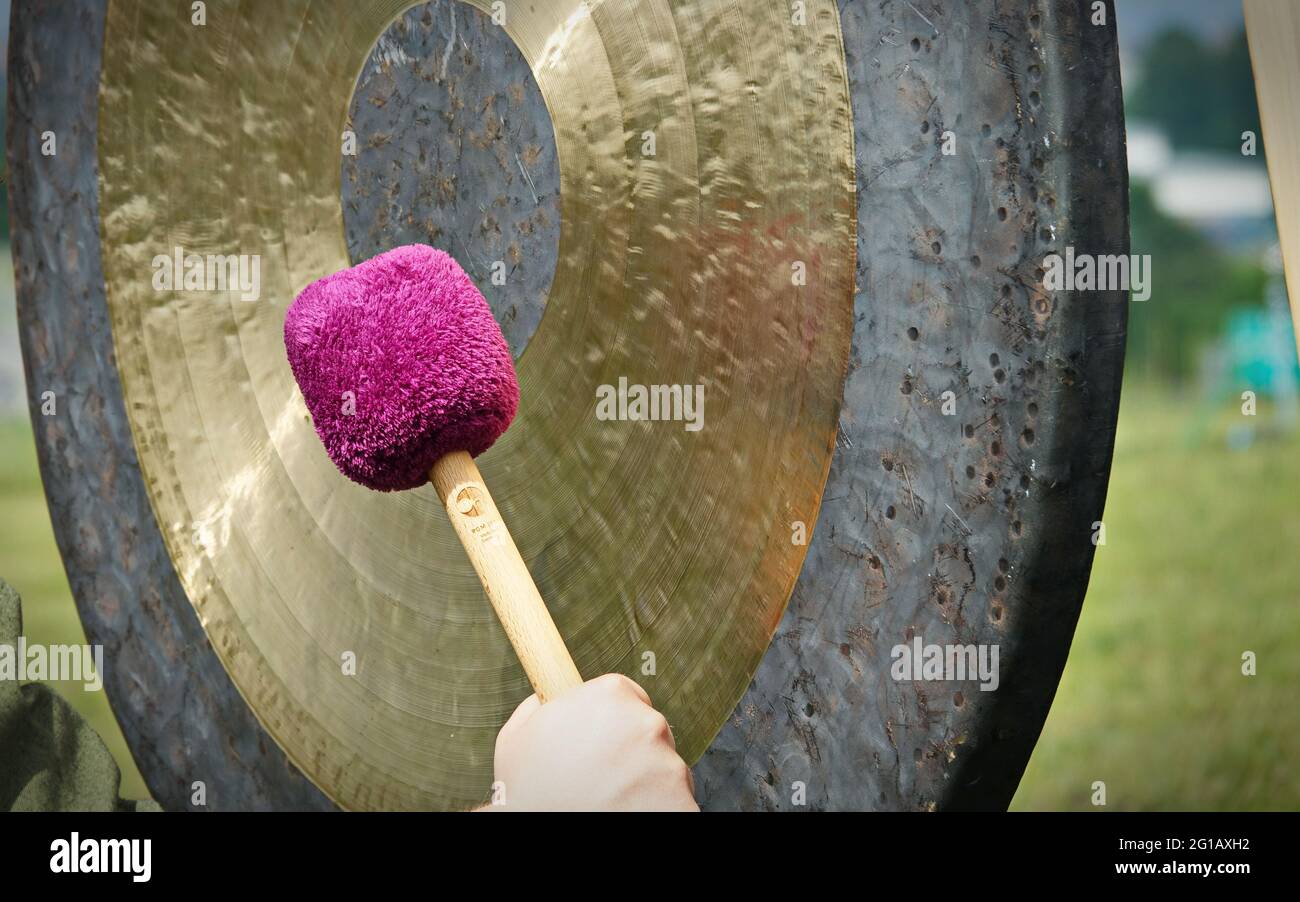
[{"left": 430, "top": 450, "right": 583, "bottom": 702}]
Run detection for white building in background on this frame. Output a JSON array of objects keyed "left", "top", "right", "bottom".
[{"left": 1127, "top": 121, "right": 1277, "bottom": 253}]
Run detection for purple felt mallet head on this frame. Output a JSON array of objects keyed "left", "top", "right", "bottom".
[{"left": 284, "top": 244, "right": 519, "bottom": 492}]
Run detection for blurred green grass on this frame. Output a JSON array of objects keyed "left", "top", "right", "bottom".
[
  {"left": 2, "top": 380, "right": 1298, "bottom": 810},
  {"left": 1013, "top": 383, "right": 1300, "bottom": 810},
  {"left": 0, "top": 417, "right": 150, "bottom": 801}
]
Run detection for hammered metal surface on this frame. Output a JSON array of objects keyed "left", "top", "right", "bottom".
[
  {"left": 92, "top": 0, "right": 855, "bottom": 810},
  {"left": 8, "top": 0, "right": 335, "bottom": 811},
  {"left": 694, "top": 0, "right": 1128, "bottom": 810},
  {"left": 342, "top": 3, "right": 560, "bottom": 358},
  {"left": 11, "top": 0, "right": 1127, "bottom": 812}
]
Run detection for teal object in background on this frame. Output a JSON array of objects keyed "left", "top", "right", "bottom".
[{"left": 1226, "top": 305, "right": 1300, "bottom": 395}]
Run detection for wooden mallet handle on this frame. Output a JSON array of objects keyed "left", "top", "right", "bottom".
[{"left": 430, "top": 450, "right": 583, "bottom": 702}]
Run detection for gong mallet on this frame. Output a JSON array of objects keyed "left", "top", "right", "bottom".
[{"left": 284, "top": 244, "right": 583, "bottom": 702}]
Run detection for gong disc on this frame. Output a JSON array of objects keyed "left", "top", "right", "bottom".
[
  {"left": 14, "top": 0, "right": 855, "bottom": 811},
  {"left": 10, "top": 0, "right": 1127, "bottom": 811}
]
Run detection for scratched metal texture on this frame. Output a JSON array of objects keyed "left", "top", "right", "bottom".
[
  {"left": 7, "top": 0, "right": 334, "bottom": 810},
  {"left": 26, "top": 0, "right": 855, "bottom": 811},
  {"left": 693, "top": 0, "right": 1129, "bottom": 810},
  {"left": 10, "top": 0, "right": 1126, "bottom": 811},
  {"left": 341, "top": 3, "right": 560, "bottom": 358}
]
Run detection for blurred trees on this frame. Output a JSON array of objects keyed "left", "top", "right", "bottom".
[
  {"left": 1124, "top": 28, "right": 1272, "bottom": 384},
  {"left": 1128, "top": 28, "right": 1262, "bottom": 156},
  {"left": 1126, "top": 182, "right": 1269, "bottom": 383}
]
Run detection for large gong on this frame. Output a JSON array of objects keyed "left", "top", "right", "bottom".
[{"left": 9, "top": 0, "right": 1127, "bottom": 810}]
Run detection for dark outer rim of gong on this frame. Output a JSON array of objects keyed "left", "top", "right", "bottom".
[
  {"left": 8, "top": 0, "right": 1127, "bottom": 811},
  {"left": 694, "top": 0, "right": 1129, "bottom": 810},
  {"left": 7, "top": 0, "right": 334, "bottom": 811}
]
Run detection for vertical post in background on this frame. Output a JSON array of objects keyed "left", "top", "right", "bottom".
[{"left": 1245, "top": 0, "right": 1300, "bottom": 359}]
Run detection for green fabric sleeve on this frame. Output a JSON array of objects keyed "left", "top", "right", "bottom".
[{"left": 0, "top": 579, "right": 159, "bottom": 812}]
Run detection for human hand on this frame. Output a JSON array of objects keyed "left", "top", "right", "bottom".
[{"left": 485, "top": 673, "right": 699, "bottom": 811}]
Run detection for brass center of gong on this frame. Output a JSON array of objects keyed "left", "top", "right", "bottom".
[
  {"left": 95, "top": 0, "right": 856, "bottom": 812},
  {"left": 341, "top": 0, "right": 561, "bottom": 360}
]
